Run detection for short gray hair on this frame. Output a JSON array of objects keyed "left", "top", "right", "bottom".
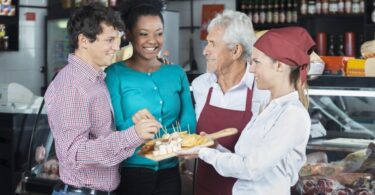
[{"left": 207, "top": 10, "right": 256, "bottom": 61}]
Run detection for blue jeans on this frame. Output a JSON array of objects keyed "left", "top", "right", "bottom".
[{"left": 52, "top": 186, "right": 84, "bottom": 195}]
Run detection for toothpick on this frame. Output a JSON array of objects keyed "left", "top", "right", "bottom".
[
  {"left": 177, "top": 121, "right": 182, "bottom": 132},
  {"left": 172, "top": 124, "right": 177, "bottom": 133},
  {"left": 162, "top": 126, "right": 168, "bottom": 135},
  {"left": 188, "top": 124, "right": 190, "bottom": 133}
]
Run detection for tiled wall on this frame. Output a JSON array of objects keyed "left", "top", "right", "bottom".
[
  {"left": 0, "top": 0, "right": 236, "bottom": 96},
  {"left": 0, "top": 0, "right": 47, "bottom": 96},
  {"left": 166, "top": 0, "right": 235, "bottom": 73}
]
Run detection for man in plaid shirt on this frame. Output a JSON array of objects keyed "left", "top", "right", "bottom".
[{"left": 45, "top": 3, "right": 161, "bottom": 195}]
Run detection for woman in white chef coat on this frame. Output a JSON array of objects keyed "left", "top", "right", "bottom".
[{"left": 181, "top": 26, "right": 314, "bottom": 195}]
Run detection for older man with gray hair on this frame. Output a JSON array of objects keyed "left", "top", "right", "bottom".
[{"left": 191, "top": 10, "right": 269, "bottom": 195}]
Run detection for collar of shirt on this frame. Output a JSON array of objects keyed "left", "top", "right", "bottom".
[
  {"left": 68, "top": 54, "right": 106, "bottom": 82},
  {"left": 207, "top": 63, "right": 255, "bottom": 92},
  {"left": 264, "top": 91, "right": 300, "bottom": 113}
]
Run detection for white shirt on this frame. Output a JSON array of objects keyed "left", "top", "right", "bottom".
[
  {"left": 198, "top": 91, "right": 311, "bottom": 195},
  {"left": 192, "top": 65, "right": 270, "bottom": 120}
]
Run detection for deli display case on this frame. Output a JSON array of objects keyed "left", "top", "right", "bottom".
[
  {"left": 17, "top": 101, "right": 59, "bottom": 195},
  {"left": 296, "top": 76, "right": 375, "bottom": 194}
]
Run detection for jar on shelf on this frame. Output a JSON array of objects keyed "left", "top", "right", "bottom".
[
  {"left": 61, "top": 0, "right": 73, "bottom": 8},
  {"left": 308, "top": 0, "right": 316, "bottom": 15},
  {"left": 344, "top": 0, "right": 352, "bottom": 14},
  {"left": 352, "top": 0, "right": 360, "bottom": 14},
  {"left": 328, "top": 0, "right": 338, "bottom": 14}
]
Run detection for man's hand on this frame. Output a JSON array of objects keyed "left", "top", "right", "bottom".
[
  {"left": 132, "top": 109, "right": 156, "bottom": 124},
  {"left": 134, "top": 119, "right": 161, "bottom": 140}
]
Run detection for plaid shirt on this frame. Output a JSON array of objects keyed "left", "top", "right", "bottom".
[{"left": 44, "top": 54, "right": 143, "bottom": 191}]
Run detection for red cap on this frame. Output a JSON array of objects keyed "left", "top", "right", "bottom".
[{"left": 253, "top": 27, "right": 315, "bottom": 84}]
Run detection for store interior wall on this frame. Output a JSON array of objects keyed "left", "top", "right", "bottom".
[
  {"left": 0, "top": 0, "right": 235, "bottom": 96},
  {"left": 0, "top": 0, "right": 47, "bottom": 96},
  {"left": 166, "top": 0, "right": 235, "bottom": 73}
]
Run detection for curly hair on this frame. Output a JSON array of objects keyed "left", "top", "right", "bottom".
[
  {"left": 67, "top": 2, "right": 125, "bottom": 51},
  {"left": 119, "top": 0, "right": 165, "bottom": 32}
]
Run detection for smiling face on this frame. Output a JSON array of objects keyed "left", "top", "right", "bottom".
[
  {"left": 83, "top": 23, "right": 121, "bottom": 70},
  {"left": 249, "top": 47, "right": 279, "bottom": 90},
  {"left": 127, "top": 15, "right": 164, "bottom": 62},
  {"left": 203, "top": 25, "right": 234, "bottom": 73}
]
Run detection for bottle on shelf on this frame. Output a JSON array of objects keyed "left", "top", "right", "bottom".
[
  {"left": 371, "top": 0, "right": 375, "bottom": 23},
  {"left": 301, "top": 0, "right": 308, "bottom": 15},
  {"left": 75, "top": 0, "right": 82, "bottom": 7},
  {"left": 108, "top": 0, "right": 117, "bottom": 7},
  {"left": 328, "top": 0, "right": 338, "bottom": 14},
  {"left": 253, "top": 0, "right": 260, "bottom": 24},
  {"left": 240, "top": 0, "right": 247, "bottom": 13},
  {"left": 345, "top": 32, "right": 356, "bottom": 57},
  {"left": 279, "top": 0, "right": 286, "bottom": 23},
  {"left": 316, "top": 32, "right": 327, "bottom": 56},
  {"left": 273, "top": 0, "right": 280, "bottom": 23},
  {"left": 359, "top": 0, "right": 365, "bottom": 13},
  {"left": 328, "top": 34, "right": 336, "bottom": 56},
  {"left": 344, "top": 0, "right": 352, "bottom": 14},
  {"left": 316, "top": 0, "right": 322, "bottom": 14},
  {"left": 292, "top": 0, "right": 298, "bottom": 22},
  {"left": 352, "top": 0, "right": 360, "bottom": 14},
  {"left": 286, "top": 0, "right": 293, "bottom": 23},
  {"left": 266, "top": 0, "right": 273, "bottom": 23},
  {"left": 247, "top": 0, "right": 253, "bottom": 21},
  {"left": 338, "top": 0, "right": 344, "bottom": 14},
  {"left": 337, "top": 35, "right": 345, "bottom": 56},
  {"left": 0, "top": 24, "right": 8, "bottom": 50},
  {"left": 61, "top": 0, "right": 73, "bottom": 8},
  {"left": 322, "top": 0, "right": 329, "bottom": 14},
  {"left": 260, "top": 0, "right": 267, "bottom": 24},
  {"left": 308, "top": 0, "right": 316, "bottom": 15}
]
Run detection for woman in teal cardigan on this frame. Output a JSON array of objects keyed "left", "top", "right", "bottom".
[{"left": 105, "top": 0, "right": 196, "bottom": 194}]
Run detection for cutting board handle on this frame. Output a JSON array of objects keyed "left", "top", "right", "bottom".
[{"left": 207, "top": 128, "right": 238, "bottom": 140}]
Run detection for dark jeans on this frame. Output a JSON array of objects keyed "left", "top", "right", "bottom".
[{"left": 117, "top": 166, "right": 181, "bottom": 195}]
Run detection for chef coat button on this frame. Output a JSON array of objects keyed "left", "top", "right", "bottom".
[
  {"left": 147, "top": 73, "right": 151, "bottom": 76},
  {"left": 159, "top": 100, "right": 163, "bottom": 104},
  {"left": 158, "top": 118, "right": 162, "bottom": 121},
  {"left": 154, "top": 86, "right": 158, "bottom": 90}
]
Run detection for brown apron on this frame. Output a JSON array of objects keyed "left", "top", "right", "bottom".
[{"left": 195, "top": 86, "right": 254, "bottom": 195}]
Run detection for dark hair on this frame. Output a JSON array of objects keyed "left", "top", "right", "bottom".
[
  {"left": 67, "top": 2, "right": 125, "bottom": 51},
  {"left": 120, "top": 0, "right": 165, "bottom": 32}
]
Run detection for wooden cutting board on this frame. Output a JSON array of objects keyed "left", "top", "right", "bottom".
[
  {"left": 141, "top": 128, "right": 238, "bottom": 161},
  {"left": 322, "top": 138, "right": 375, "bottom": 148}
]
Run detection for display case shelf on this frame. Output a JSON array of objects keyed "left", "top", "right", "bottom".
[
  {"left": 0, "top": 0, "right": 19, "bottom": 52},
  {"left": 309, "top": 76, "right": 375, "bottom": 89}
]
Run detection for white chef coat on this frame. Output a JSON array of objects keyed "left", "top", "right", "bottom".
[
  {"left": 192, "top": 64, "right": 270, "bottom": 120},
  {"left": 198, "top": 91, "right": 311, "bottom": 195}
]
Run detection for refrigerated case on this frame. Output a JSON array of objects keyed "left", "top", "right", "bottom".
[
  {"left": 44, "top": 10, "right": 180, "bottom": 85},
  {"left": 295, "top": 76, "right": 375, "bottom": 194},
  {"left": 307, "top": 76, "right": 375, "bottom": 154}
]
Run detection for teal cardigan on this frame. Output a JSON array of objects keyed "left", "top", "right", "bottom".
[{"left": 105, "top": 62, "right": 196, "bottom": 170}]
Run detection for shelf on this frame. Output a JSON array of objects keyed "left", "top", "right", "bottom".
[
  {"left": 0, "top": 6, "right": 19, "bottom": 52},
  {"left": 299, "top": 14, "right": 365, "bottom": 19},
  {"left": 47, "top": 7, "right": 74, "bottom": 20},
  {"left": 308, "top": 76, "right": 375, "bottom": 88},
  {"left": 253, "top": 22, "right": 299, "bottom": 30}
]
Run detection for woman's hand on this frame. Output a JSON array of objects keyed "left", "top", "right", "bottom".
[
  {"left": 176, "top": 146, "right": 204, "bottom": 160},
  {"left": 200, "top": 131, "right": 218, "bottom": 148}
]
